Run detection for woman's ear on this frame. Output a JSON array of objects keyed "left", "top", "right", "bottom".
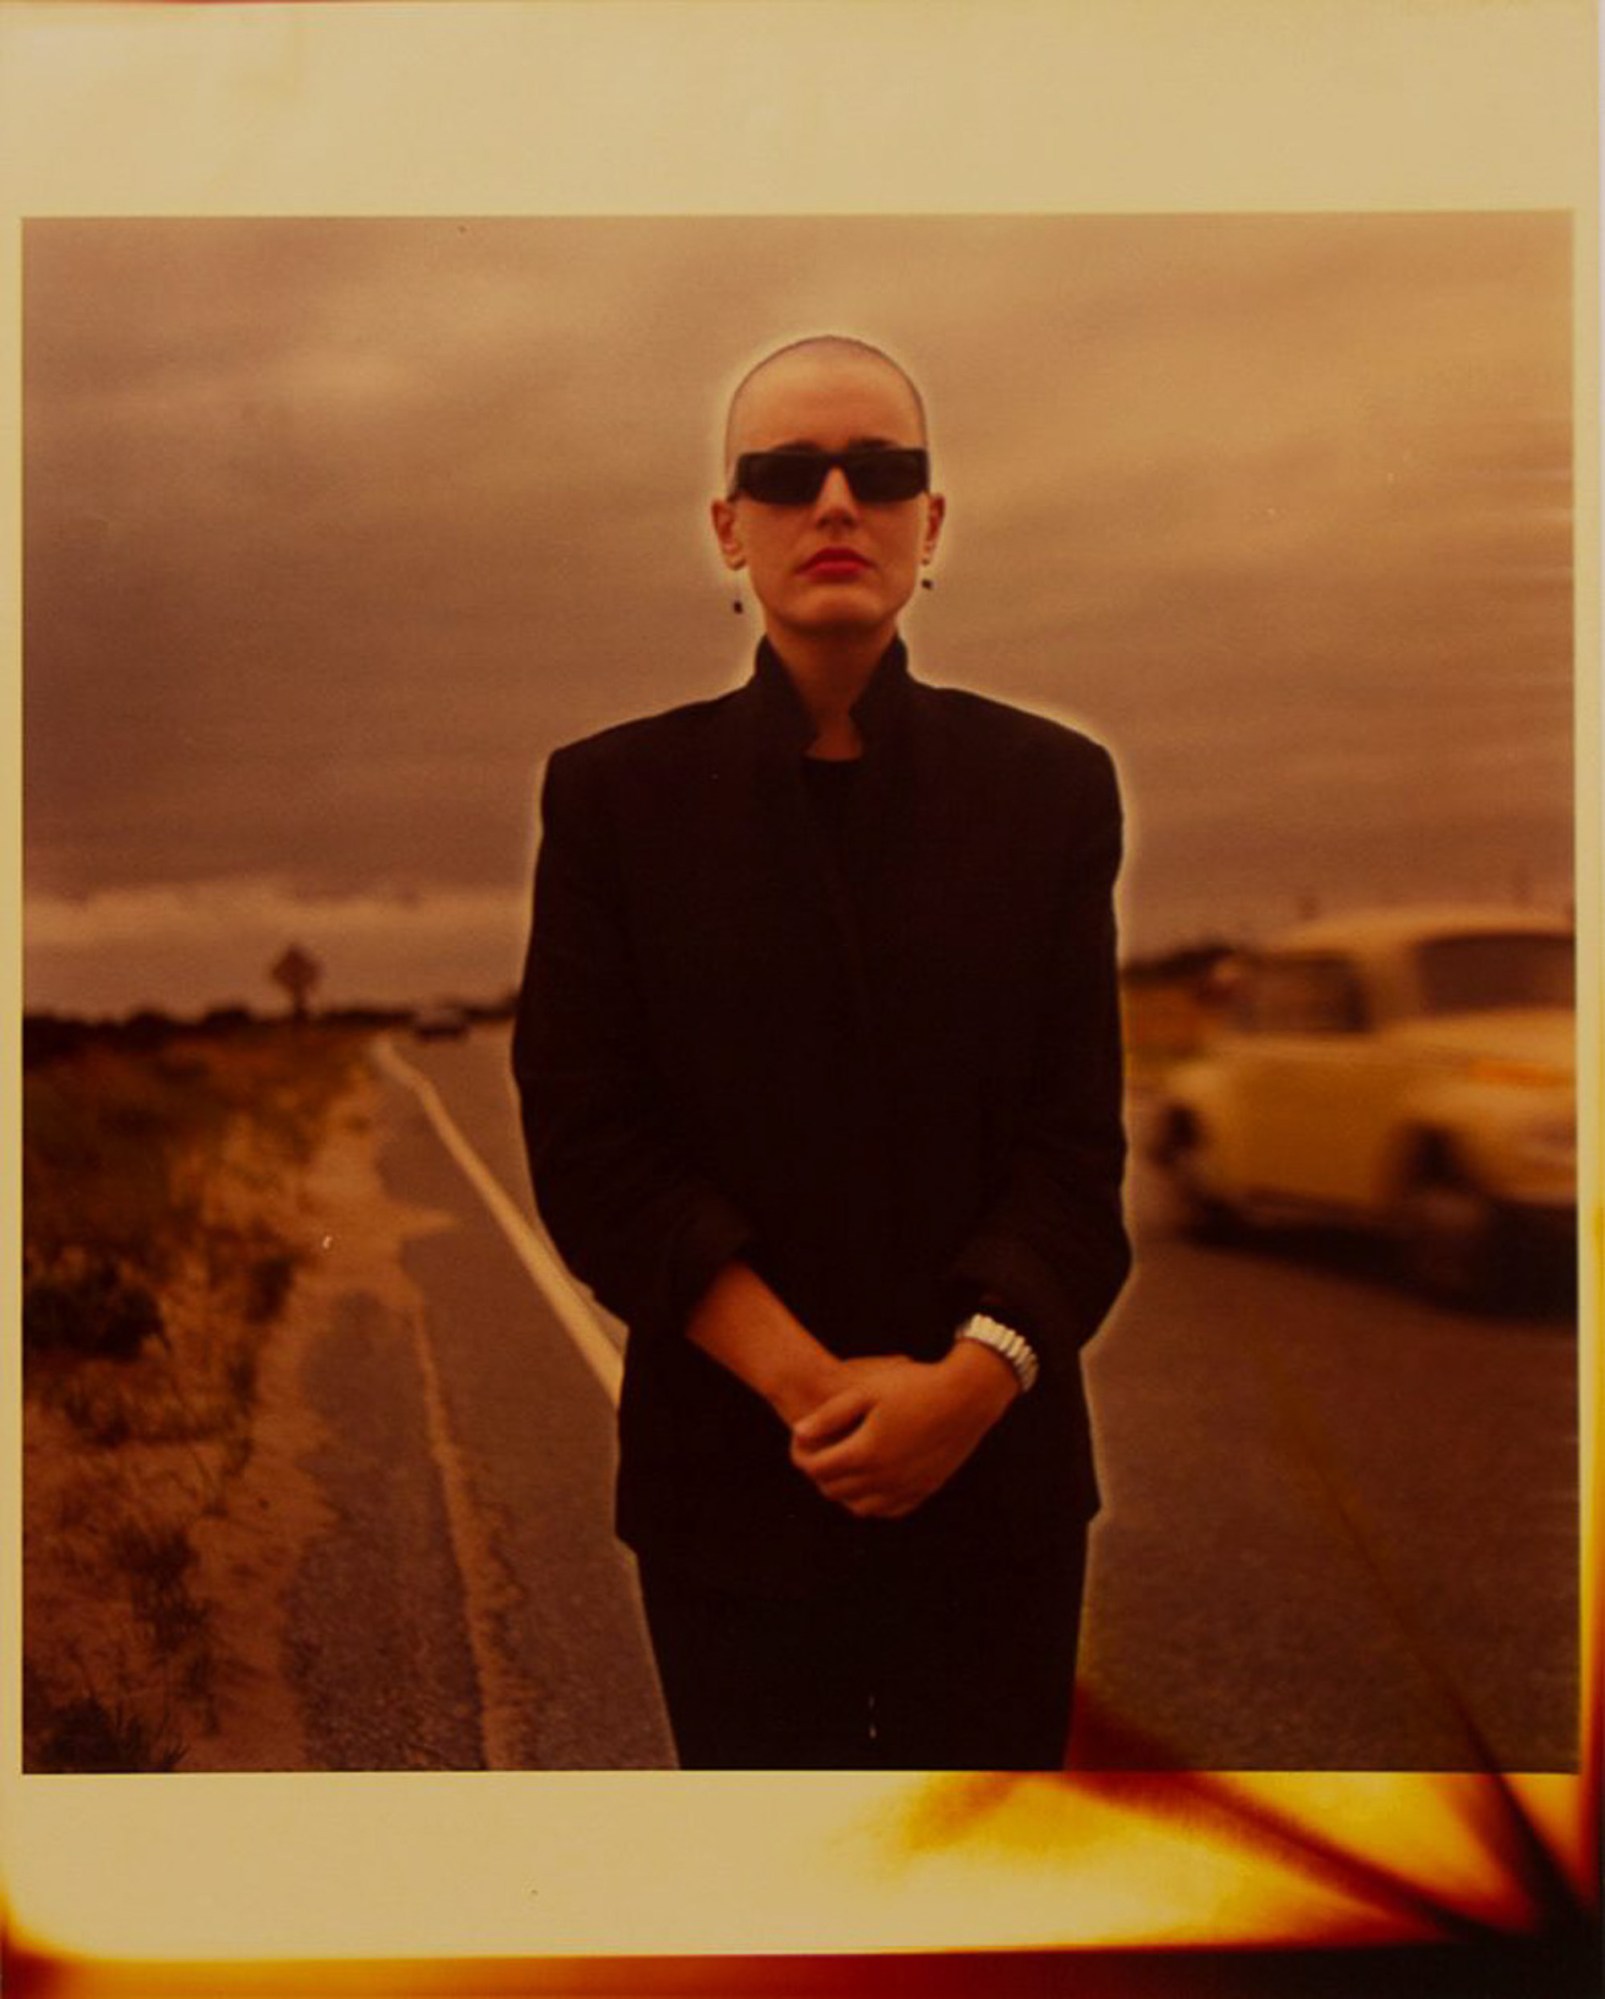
[
  {"left": 921, "top": 490, "right": 947, "bottom": 563},
  {"left": 710, "top": 495, "right": 745, "bottom": 571}
]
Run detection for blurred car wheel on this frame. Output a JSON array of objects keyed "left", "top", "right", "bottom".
[
  {"left": 1394, "top": 1152, "right": 1504, "bottom": 1308},
  {"left": 1155, "top": 1111, "right": 1240, "bottom": 1243}
]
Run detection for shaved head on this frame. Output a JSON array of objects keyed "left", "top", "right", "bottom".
[
  {"left": 723, "top": 335, "right": 928, "bottom": 476},
  {"left": 709, "top": 331, "right": 944, "bottom": 658}
]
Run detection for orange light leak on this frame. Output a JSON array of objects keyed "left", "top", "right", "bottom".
[{"left": 4, "top": 1756, "right": 1598, "bottom": 1997}]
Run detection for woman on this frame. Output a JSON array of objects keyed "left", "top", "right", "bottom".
[{"left": 515, "top": 334, "right": 1129, "bottom": 1768}]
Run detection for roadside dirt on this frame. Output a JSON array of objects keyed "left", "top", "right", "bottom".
[{"left": 187, "top": 1065, "right": 453, "bottom": 1767}]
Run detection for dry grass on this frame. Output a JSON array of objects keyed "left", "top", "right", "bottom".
[{"left": 22, "top": 1022, "right": 368, "bottom": 1770}]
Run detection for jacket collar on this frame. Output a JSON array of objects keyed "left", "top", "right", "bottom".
[{"left": 750, "top": 634, "right": 914, "bottom": 756}]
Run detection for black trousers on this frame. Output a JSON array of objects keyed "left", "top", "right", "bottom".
[{"left": 638, "top": 1535, "right": 1087, "bottom": 1772}]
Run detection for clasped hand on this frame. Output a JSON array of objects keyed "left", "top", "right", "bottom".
[{"left": 789, "top": 1349, "right": 1019, "bottom": 1521}]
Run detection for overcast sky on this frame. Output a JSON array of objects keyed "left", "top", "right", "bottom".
[{"left": 23, "top": 212, "right": 1573, "bottom": 1014}]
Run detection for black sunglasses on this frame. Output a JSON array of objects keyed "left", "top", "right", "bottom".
[{"left": 730, "top": 446, "right": 930, "bottom": 507}]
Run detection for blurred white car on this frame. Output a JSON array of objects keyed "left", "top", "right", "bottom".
[{"left": 1149, "top": 907, "right": 1575, "bottom": 1304}]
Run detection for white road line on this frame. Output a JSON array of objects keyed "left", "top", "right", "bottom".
[
  {"left": 373, "top": 1035, "right": 622, "bottom": 1406},
  {"left": 402, "top": 1296, "right": 535, "bottom": 1769}
]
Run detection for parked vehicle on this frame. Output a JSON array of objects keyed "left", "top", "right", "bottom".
[
  {"left": 411, "top": 1002, "right": 471, "bottom": 1042},
  {"left": 1149, "top": 907, "right": 1575, "bottom": 1305}
]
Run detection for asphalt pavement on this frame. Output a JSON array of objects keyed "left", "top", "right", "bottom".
[{"left": 1079, "top": 1143, "right": 1579, "bottom": 1770}]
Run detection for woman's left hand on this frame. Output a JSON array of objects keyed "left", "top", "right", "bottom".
[{"left": 788, "top": 1344, "right": 1019, "bottom": 1519}]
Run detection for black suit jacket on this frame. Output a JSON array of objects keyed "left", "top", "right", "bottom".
[{"left": 513, "top": 637, "right": 1130, "bottom": 1596}]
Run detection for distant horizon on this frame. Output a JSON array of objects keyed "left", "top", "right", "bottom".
[{"left": 24, "top": 881, "right": 1577, "bottom": 1027}]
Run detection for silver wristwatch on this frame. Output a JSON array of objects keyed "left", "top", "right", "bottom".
[{"left": 953, "top": 1312, "right": 1040, "bottom": 1395}]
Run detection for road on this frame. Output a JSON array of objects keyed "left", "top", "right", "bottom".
[
  {"left": 1080, "top": 1128, "right": 1578, "bottom": 1770},
  {"left": 340, "top": 1026, "right": 669, "bottom": 1769},
  {"left": 309, "top": 1021, "right": 1578, "bottom": 1772}
]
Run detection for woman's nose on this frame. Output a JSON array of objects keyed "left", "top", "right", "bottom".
[{"left": 813, "top": 466, "right": 860, "bottom": 517}]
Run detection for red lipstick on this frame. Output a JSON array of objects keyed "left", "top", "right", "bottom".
[{"left": 803, "top": 547, "right": 870, "bottom": 578}]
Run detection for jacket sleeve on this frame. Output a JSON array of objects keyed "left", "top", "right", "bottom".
[
  {"left": 947, "top": 741, "right": 1131, "bottom": 1382},
  {"left": 511, "top": 742, "right": 753, "bottom": 1341}
]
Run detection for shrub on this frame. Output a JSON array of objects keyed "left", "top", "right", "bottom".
[
  {"left": 243, "top": 1248, "right": 299, "bottom": 1324},
  {"left": 23, "top": 1254, "right": 164, "bottom": 1362},
  {"left": 25, "top": 1686, "right": 185, "bottom": 1773},
  {"left": 115, "top": 1518, "right": 215, "bottom": 1677}
]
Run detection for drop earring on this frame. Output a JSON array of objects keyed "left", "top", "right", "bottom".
[
  {"left": 920, "top": 574, "right": 935, "bottom": 591},
  {"left": 731, "top": 589, "right": 744, "bottom": 614}
]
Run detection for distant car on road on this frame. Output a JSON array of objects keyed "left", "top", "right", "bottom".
[
  {"left": 1149, "top": 907, "right": 1575, "bottom": 1305},
  {"left": 411, "top": 1002, "right": 471, "bottom": 1042}
]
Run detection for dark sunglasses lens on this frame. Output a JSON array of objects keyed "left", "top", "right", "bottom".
[
  {"left": 737, "top": 448, "right": 928, "bottom": 505},
  {"left": 847, "top": 449, "right": 928, "bottom": 501},
  {"left": 740, "top": 454, "right": 826, "bottom": 504}
]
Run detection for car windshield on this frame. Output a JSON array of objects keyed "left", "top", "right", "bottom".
[{"left": 1414, "top": 932, "right": 1574, "bottom": 1014}]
